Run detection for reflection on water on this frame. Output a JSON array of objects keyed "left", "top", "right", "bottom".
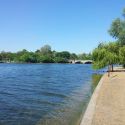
[
  {"left": 91, "top": 74, "right": 103, "bottom": 91},
  {"left": 37, "top": 74, "right": 102, "bottom": 125},
  {"left": 0, "top": 64, "right": 103, "bottom": 125}
]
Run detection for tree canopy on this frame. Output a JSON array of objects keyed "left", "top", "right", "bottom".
[
  {"left": 92, "top": 42, "right": 119, "bottom": 70},
  {"left": 109, "top": 8, "right": 125, "bottom": 46},
  {"left": 92, "top": 8, "right": 125, "bottom": 72}
]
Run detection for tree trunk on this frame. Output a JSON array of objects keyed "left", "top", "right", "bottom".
[
  {"left": 108, "top": 65, "right": 110, "bottom": 77},
  {"left": 111, "top": 64, "right": 113, "bottom": 72}
]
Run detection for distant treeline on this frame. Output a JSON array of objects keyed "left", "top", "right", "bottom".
[{"left": 0, "top": 45, "right": 92, "bottom": 63}]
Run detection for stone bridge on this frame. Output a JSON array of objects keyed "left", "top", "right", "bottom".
[{"left": 69, "top": 60, "right": 93, "bottom": 64}]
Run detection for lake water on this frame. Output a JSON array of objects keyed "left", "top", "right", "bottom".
[{"left": 0, "top": 64, "right": 102, "bottom": 125}]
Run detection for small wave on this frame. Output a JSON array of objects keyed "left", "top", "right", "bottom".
[
  {"left": 40, "top": 91, "right": 68, "bottom": 98},
  {"left": 0, "top": 91, "right": 14, "bottom": 96}
]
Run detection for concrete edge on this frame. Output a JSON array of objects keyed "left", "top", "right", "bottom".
[{"left": 80, "top": 74, "right": 105, "bottom": 125}]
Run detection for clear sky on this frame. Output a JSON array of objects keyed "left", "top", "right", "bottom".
[{"left": 0, "top": 0, "right": 125, "bottom": 53}]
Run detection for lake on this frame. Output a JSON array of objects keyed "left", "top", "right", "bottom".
[{"left": 0, "top": 64, "right": 102, "bottom": 125}]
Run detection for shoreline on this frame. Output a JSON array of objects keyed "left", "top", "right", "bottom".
[
  {"left": 79, "top": 73, "right": 105, "bottom": 125},
  {"left": 0, "top": 62, "right": 92, "bottom": 65}
]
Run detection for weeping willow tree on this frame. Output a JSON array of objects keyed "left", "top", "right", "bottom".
[
  {"left": 92, "top": 42, "right": 119, "bottom": 76},
  {"left": 119, "top": 46, "right": 125, "bottom": 68}
]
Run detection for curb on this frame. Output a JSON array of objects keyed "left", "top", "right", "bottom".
[{"left": 80, "top": 75, "right": 105, "bottom": 125}]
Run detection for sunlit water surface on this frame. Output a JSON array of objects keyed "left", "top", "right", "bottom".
[{"left": 0, "top": 64, "right": 102, "bottom": 125}]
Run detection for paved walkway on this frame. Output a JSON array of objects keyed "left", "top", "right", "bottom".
[{"left": 81, "top": 71, "right": 125, "bottom": 125}]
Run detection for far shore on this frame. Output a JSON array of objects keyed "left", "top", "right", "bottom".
[{"left": 0, "top": 61, "right": 93, "bottom": 64}]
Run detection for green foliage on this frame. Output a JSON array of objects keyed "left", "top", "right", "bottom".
[
  {"left": 0, "top": 45, "right": 91, "bottom": 63},
  {"left": 70, "top": 53, "right": 78, "bottom": 60},
  {"left": 109, "top": 8, "right": 125, "bottom": 46},
  {"left": 55, "top": 51, "right": 70, "bottom": 60},
  {"left": 78, "top": 53, "right": 92, "bottom": 60},
  {"left": 53, "top": 51, "right": 71, "bottom": 63},
  {"left": 93, "top": 7, "right": 125, "bottom": 70},
  {"left": 92, "top": 48, "right": 108, "bottom": 69},
  {"left": 0, "top": 54, "right": 2, "bottom": 61},
  {"left": 40, "top": 45, "right": 52, "bottom": 55},
  {"left": 105, "top": 42, "right": 120, "bottom": 54},
  {"left": 123, "top": 8, "right": 125, "bottom": 18},
  {"left": 39, "top": 56, "right": 54, "bottom": 63},
  {"left": 109, "top": 18, "right": 122, "bottom": 38},
  {"left": 0, "top": 51, "right": 15, "bottom": 62},
  {"left": 119, "top": 46, "right": 125, "bottom": 67},
  {"left": 92, "top": 42, "right": 119, "bottom": 70},
  {"left": 16, "top": 52, "right": 38, "bottom": 63},
  {"left": 54, "top": 57, "right": 68, "bottom": 63},
  {"left": 92, "top": 74, "right": 102, "bottom": 89},
  {"left": 0, "top": 44, "right": 93, "bottom": 64}
]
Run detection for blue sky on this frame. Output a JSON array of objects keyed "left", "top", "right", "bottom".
[{"left": 0, "top": 0, "right": 125, "bottom": 53}]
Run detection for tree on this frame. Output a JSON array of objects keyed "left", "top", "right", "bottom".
[
  {"left": 40, "top": 45, "right": 52, "bottom": 55},
  {"left": 70, "top": 53, "right": 78, "bottom": 61},
  {"left": 78, "top": 53, "right": 87, "bottom": 60},
  {"left": 18, "top": 53, "right": 37, "bottom": 63},
  {"left": 55, "top": 51, "right": 70, "bottom": 60},
  {"left": 92, "top": 48, "right": 108, "bottom": 69},
  {"left": 109, "top": 18, "right": 122, "bottom": 38},
  {"left": 78, "top": 53, "right": 92, "bottom": 60},
  {"left": 92, "top": 42, "right": 119, "bottom": 76},
  {"left": 0, "top": 54, "right": 2, "bottom": 61},
  {"left": 109, "top": 8, "right": 125, "bottom": 46},
  {"left": 54, "top": 57, "right": 68, "bottom": 63},
  {"left": 1, "top": 51, "right": 7, "bottom": 61},
  {"left": 38, "top": 55, "right": 54, "bottom": 63},
  {"left": 119, "top": 46, "right": 125, "bottom": 67},
  {"left": 123, "top": 8, "right": 125, "bottom": 17},
  {"left": 93, "top": 8, "right": 125, "bottom": 72}
]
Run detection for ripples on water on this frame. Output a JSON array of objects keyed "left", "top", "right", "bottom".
[{"left": 0, "top": 64, "right": 102, "bottom": 125}]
